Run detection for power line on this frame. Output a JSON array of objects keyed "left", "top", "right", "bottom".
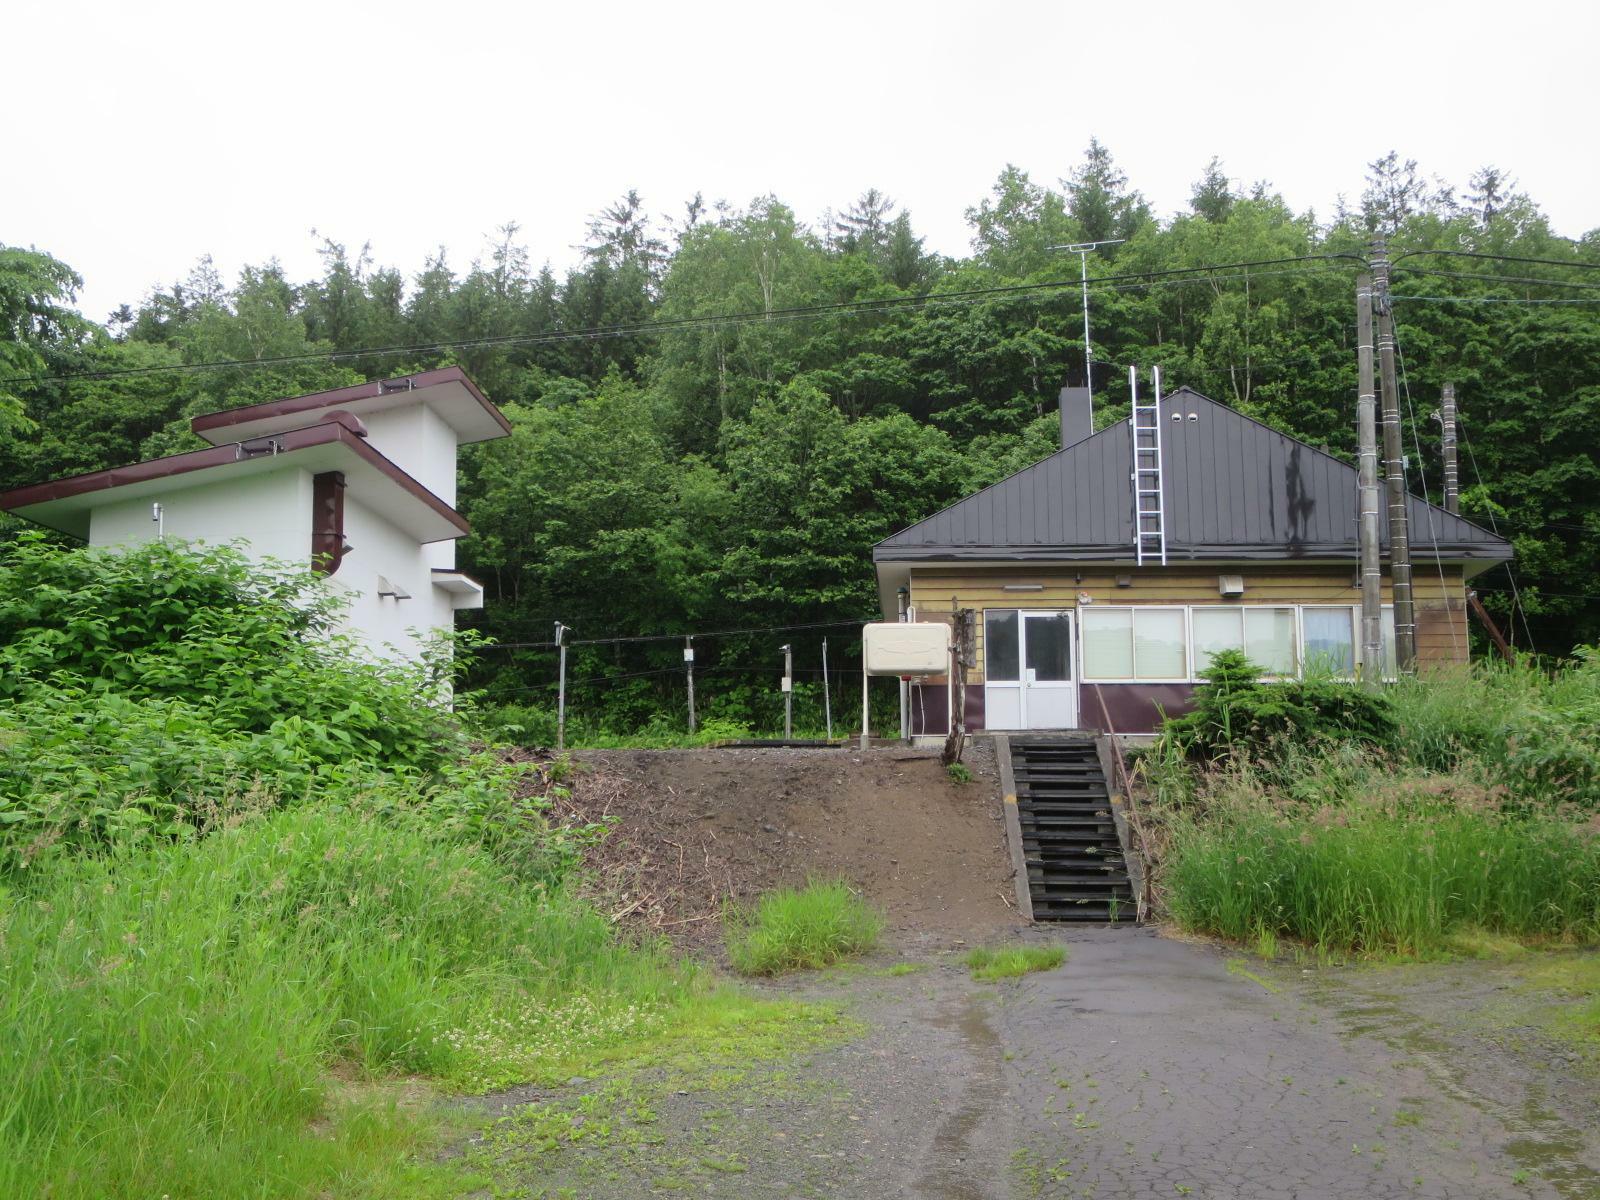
[
  {"left": 1392, "top": 249, "right": 1600, "bottom": 272},
  {"left": 476, "top": 616, "right": 868, "bottom": 652},
  {"left": 1393, "top": 294, "right": 1600, "bottom": 306},
  {"left": 1390, "top": 338, "right": 1461, "bottom": 658},
  {"left": 3, "top": 254, "right": 1364, "bottom": 388},
  {"left": 1392, "top": 266, "right": 1600, "bottom": 291},
  {"left": 1456, "top": 420, "right": 1538, "bottom": 649}
]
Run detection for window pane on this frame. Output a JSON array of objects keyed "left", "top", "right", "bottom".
[
  {"left": 1302, "top": 608, "right": 1355, "bottom": 676},
  {"left": 1134, "top": 609, "right": 1187, "bottom": 678},
  {"left": 985, "top": 610, "right": 1019, "bottom": 682},
  {"left": 1192, "top": 608, "right": 1244, "bottom": 673},
  {"left": 1082, "top": 609, "right": 1133, "bottom": 679},
  {"left": 1025, "top": 613, "right": 1073, "bottom": 681},
  {"left": 1245, "top": 608, "right": 1298, "bottom": 676},
  {"left": 1380, "top": 607, "right": 1396, "bottom": 679}
]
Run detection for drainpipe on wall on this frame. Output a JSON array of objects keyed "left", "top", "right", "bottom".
[{"left": 897, "top": 585, "right": 910, "bottom": 740}]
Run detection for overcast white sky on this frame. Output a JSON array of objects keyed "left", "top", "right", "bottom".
[{"left": 8, "top": 0, "right": 1597, "bottom": 323}]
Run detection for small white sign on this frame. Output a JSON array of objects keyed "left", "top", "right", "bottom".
[
  {"left": 780, "top": 677, "right": 792, "bottom": 692},
  {"left": 683, "top": 647, "right": 695, "bottom": 662}
]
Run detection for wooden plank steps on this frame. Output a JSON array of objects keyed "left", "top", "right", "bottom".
[{"left": 1009, "top": 735, "right": 1133, "bottom": 923}]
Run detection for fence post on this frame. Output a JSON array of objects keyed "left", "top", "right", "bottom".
[
  {"left": 684, "top": 636, "right": 696, "bottom": 734},
  {"left": 821, "top": 637, "right": 832, "bottom": 740},
  {"left": 555, "top": 622, "right": 567, "bottom": 752},
  {"left": 781, "top": 644, "right": 793, "bottom": 739}
]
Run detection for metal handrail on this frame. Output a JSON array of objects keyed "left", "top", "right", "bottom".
[{"left": 1092, "top": 683, "right": 1155, "bottom": 922}]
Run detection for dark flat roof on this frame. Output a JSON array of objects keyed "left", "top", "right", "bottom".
[
  {"left": 875, "top": 387, "right": 1512, "bottom": 566},
  {"left": 189, "top": 366, "right": 512, "bottom": 444},
  {"left": 1, "top": 418, "right": 470, "bottom": 542}
]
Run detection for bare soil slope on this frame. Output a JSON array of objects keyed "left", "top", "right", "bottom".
[{"left": 562, "top": 742, "right": 1021, "bottom": 946}]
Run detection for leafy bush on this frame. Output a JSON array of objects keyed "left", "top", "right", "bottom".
[
  {"left": 0, "top": 533, "right": 457, "bottom": 773},
  {"left": 1160, "top": 650, "right": 1397, "bottom": 762},
  {"left": 964, "top": 944, "right": 1066, "bottom": 980},
  {"left": 724, "top": 880, "right": 883, "bottom": 975}
]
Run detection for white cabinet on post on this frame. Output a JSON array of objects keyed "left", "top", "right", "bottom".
[{"left": 860, "top": 621, "right": 952, "bottom": 749}]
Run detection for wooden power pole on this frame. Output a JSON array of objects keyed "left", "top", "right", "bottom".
[
  {"left": 1371, "top": 239, "right": 1417, "bottom": 673},
  {"left": 1440, "top": 382, "right": 1459, "bottom": 514},
  {"left": 1355, "top": 274, "right": 1384, "bottom": 683}
]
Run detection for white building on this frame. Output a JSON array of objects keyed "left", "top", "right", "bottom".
[{"left": 1, "top": 367, "right": 510, "bottom": 664}]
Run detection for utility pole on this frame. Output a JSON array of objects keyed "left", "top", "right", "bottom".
[
  {"left": 1439, "top": 383, "right": 1459, "bottom": 514},
  {"left": 1355, "top": 274, "right": 1383, "bottom": 684},
  {"left": 1049, "top": 239, "right": 1125, "bottom": 412},
  {"left": 1371, "top": 238, "right": 1417, "bottom": 674},
  {"left": 555, "top": 622, "right": 568, "bottom": 751},
  {"left": 780, "top": 644, "right": 793, "bottom": 739},
  {"left": 684, "top": 636, "right": 696, "bottom": 734}
]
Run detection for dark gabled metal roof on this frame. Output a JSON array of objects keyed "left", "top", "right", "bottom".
[{"left": 874, "top": 387, "right": 1512, "bottom": 564}]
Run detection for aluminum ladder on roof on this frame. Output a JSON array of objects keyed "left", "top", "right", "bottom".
[{"left": 1129, "top": 366, "right": 1168, "bottom": 567}]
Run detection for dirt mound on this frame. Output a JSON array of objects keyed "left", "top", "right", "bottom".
[{"left": 560, "top": 742, "right": 1021, "bottom": 948}]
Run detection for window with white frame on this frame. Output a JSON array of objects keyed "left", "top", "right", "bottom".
[
  {"left": 1082, "top": 608, "right": 1187, "bottom": 681},
  {"left": 1191, "top": 606, "right": 1298, "bottom": 676},
  {"left": 1052, "top": 602, "right": 1409, "bottom": 685}
]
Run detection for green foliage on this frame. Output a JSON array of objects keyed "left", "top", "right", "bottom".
[
  {"left": 947, "top": 761, "right": 975, "bottom": 784},
  {"left": 0, "top": 537, "right": 480, "bottom": 869},
  {"left": 963, "top": 944, "right": 1066, "bottom": 981},
  {"left": 0, "top": 804, "right": 715, "bottom": 1199},
  {"left": 1162, "top": 789, "right": 1600, "bottom": 955},
  {"left": 1150, "top": 654, "right": 1600, "bottom": 955},
  {"left": 10, "top": 148, "right": 1600, "bottom": 729},
  {"left": 1160, "top": 650, "right": 1398, "bottom": 762},
  {"left": 724, "top": 881, "right": 884, "bottom": 975}
]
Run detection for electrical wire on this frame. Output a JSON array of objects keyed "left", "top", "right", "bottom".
[
  {"left": 5, "top": 254, "right": 1365, "bottom": 388},
  {"left": 1390, "top": 338, "right": 1461, "bottom": 658},
  {"left": 1457, "top": 419, "right": 1539, "bottom": 650},
  {"left": 1391, "top": 266, "right": 1600, "bottom": 291},
  {"left": 1392, "top": 295, "right": 1600, "bottom": 306}
]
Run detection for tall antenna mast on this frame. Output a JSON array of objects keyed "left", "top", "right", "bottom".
[{"left": 1050, "top": 239, "right": 1125, "bottom": 415}]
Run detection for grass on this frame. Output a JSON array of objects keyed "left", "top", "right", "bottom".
[
  {"left": 724, "top": 881, "right": 883, "bottom": 975},
  {"left": 964, "top": 944, "right": 1067, "bottom": 981},
  {"left": 1146, "top": 653, "right": 1600, "bottom": 958},
  {"left": 1163, "top": 798, "right": 1600, "bottom": 956},
  {"left": 0, "top": 804, "right": 826, "bottom": 1199}
]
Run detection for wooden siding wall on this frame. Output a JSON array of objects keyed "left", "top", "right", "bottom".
[{"left": 907, "top": 565, "right": 1468, "bottom": 683}]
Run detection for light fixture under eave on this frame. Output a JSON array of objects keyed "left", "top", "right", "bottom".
[{"left": 1002, "top": 584, "right": 1044, "bottom": 592}]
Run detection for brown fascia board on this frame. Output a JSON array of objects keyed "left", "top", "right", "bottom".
[
  {"left": 0, "top": 419, "right": 470, "bottom": 536},
  {"left": 871, "top": 542, "right": 1513, "bottom": 564},
  {"left": 188, "top": 366, "right": 513, "bottom": 441}
]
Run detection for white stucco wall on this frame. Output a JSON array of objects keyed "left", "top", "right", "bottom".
[
  {"left": 329, "top": 490, "right": 455, "bottom": 665},
  {"left": 361, "top": 404, "right": 460, "bottom": 574},
  {"left": 87, "top": 463, "right": 459, "bottom": 668},
  {"left": 88, "top": 469, "right": 314, "bottom": 565}
]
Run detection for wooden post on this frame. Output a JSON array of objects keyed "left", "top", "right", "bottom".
[
  {"left": 1356, "top": 274, "right": 1384, "bottom": 685},
  {"left": 1371, "top": 239, "right": 1417, "bottom": 673},
  {"left": 1467, "top": 589, "right": 1515, "bottom": 663},
  {"left": 1441, "top": 383, "right": 1459, "bottom": 514},
  {"left": 555, "top": 622, "right": 567, "bottom": 751},
  {"left": 684, "top": 636, "right": 696, "bottom": 734}
]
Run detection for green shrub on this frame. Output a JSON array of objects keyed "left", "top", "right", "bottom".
[
  {"left": 724, "top": 881, "right": 883, "bottom": 975},
  {"left": 0, "top": 533, "right": 457, "bottom": 773},
  {"left": 964, "top": 944, "right": 1066, "bottom": 980},
  {"left": 1161, "top": 650, "right": 1397, "bottom": 762}
]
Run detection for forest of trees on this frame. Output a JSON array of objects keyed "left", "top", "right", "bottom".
[{"left": 3, "top": 144, "right": 1597, "bottom": 731}]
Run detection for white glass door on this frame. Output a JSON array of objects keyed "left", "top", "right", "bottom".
[
  {"left": 984, "top": 610, "right": 1078, "bottom": 730},
  {"left": 1022, "top": 611, "right": 1078, "bottom": 729}
]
